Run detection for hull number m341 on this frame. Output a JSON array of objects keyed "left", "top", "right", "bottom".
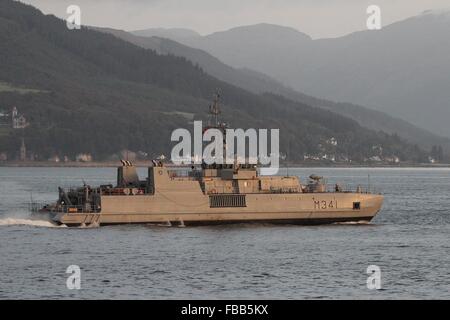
[{"left": 313, "top": 198, "right": 338, "bottom": 210}]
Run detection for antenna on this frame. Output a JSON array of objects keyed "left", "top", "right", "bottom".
[
  {"left": 286, "top": 139, "right": 290, "bottom": 177},
  {"left": 208, "top": 90, "right": 221, "bottom": 127},
  {"left": 368, "top": 174, "right": 371, "bottom": 194}
]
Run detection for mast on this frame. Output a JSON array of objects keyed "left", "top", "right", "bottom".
[
  {"left": 204, "top": 91, "right": 229, "bottom": 167},
  {"left": 208, "top": 91, "right": 222, "bottom": 129}
]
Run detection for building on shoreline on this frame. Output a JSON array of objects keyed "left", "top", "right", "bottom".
[
  {"left": 12, "top": 107, "right": 29, "bottom": 129},
  {"left": 76, "top": 153, "right": 93, "bottom": 162}
]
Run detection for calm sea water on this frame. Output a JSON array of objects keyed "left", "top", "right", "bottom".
[{"left": 0, "top": 167, "right": 449, "bottom": 299}]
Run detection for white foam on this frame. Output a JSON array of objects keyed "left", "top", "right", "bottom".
[
  {"left": 0, "top": 218, "right": 62, "bottom": 228},
  {"left": 333, "top": 220, "right": 371, "bottom": 225}
]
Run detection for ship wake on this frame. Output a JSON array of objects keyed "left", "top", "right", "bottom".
[
  {"left": 333, "top": 220, "right": 371, "bottom": 225},
  {"left": 0, "top": 217, "right": 63, "bottom": 228}
]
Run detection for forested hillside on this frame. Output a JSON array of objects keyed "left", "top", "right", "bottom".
[
  {"left": 0, "top": 1, "right": 429, "bottom": 163},
  {"left": 162, "top": 17, "right": 450, "bottom": 138},
  {"left": 90, "top": 26, "right": 450, "bottom": 155}
]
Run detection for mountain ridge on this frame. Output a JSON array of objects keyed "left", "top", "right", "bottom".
[
  {"left": 113, "top": 26, "right": 450, "bottom": 153},
  {"left": 0, "top": 0, "right": 433, "bottom": 163},
  {"left": 144, "top": 14, "right": 450, "bottom": 137}
]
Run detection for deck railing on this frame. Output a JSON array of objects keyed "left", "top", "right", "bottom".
[{"left": 29, "top": 202, "right": 100, "bottom": 214}]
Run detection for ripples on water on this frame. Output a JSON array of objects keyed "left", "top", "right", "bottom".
[{"left": 0, "top": 167, "right": 449, "bottom": 299}]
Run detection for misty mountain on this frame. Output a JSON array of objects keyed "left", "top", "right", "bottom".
[
  {"left": 145, "top": 14, "right": 450, "bottom": 138},
  {"left": 0, "top": 0, "right": 428, "bottom": 163},
  {"left": 132, "top": 27, "right": 201, "bottom": 43},
  {"left": 92, "top": 26, "right": 292, "bottom": 96},
  {"left": 121, "top": 26, "right": 450, "bottom": 152},
  {"left": 132, "top": 23, "right": 313, "bottom": 80}
]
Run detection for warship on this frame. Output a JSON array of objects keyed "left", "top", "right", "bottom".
[{"left": 32, "top": 95, "right": 383, "bottom": 227}]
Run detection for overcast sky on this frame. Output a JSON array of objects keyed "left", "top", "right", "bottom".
[{"left": 21, "top": 0, "right": 450, "bottom": 38}]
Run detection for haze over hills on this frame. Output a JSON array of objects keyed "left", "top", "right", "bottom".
[
  {"left": 135, "top": 12, "right": 450, "bottom": 138},
  {"left": 98, "top": 26, "right": 450, "bottom": 153},
  {"left": 132, "top": 27, "right": 201, "bottom": 43},
  {"left": 91, "top": 26, "right": 293, "bottom": 97},
  {"left": 0, "top": 0, "right": 433, "bottom": 164}
]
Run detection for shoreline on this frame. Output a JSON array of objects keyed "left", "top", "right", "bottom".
[{"left": 1, "top": 161, "right": 450, "bottom": 168}]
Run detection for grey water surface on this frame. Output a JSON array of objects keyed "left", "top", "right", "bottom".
[{"left": 0, "top": 167, "right": 449, "bottom": 299}]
